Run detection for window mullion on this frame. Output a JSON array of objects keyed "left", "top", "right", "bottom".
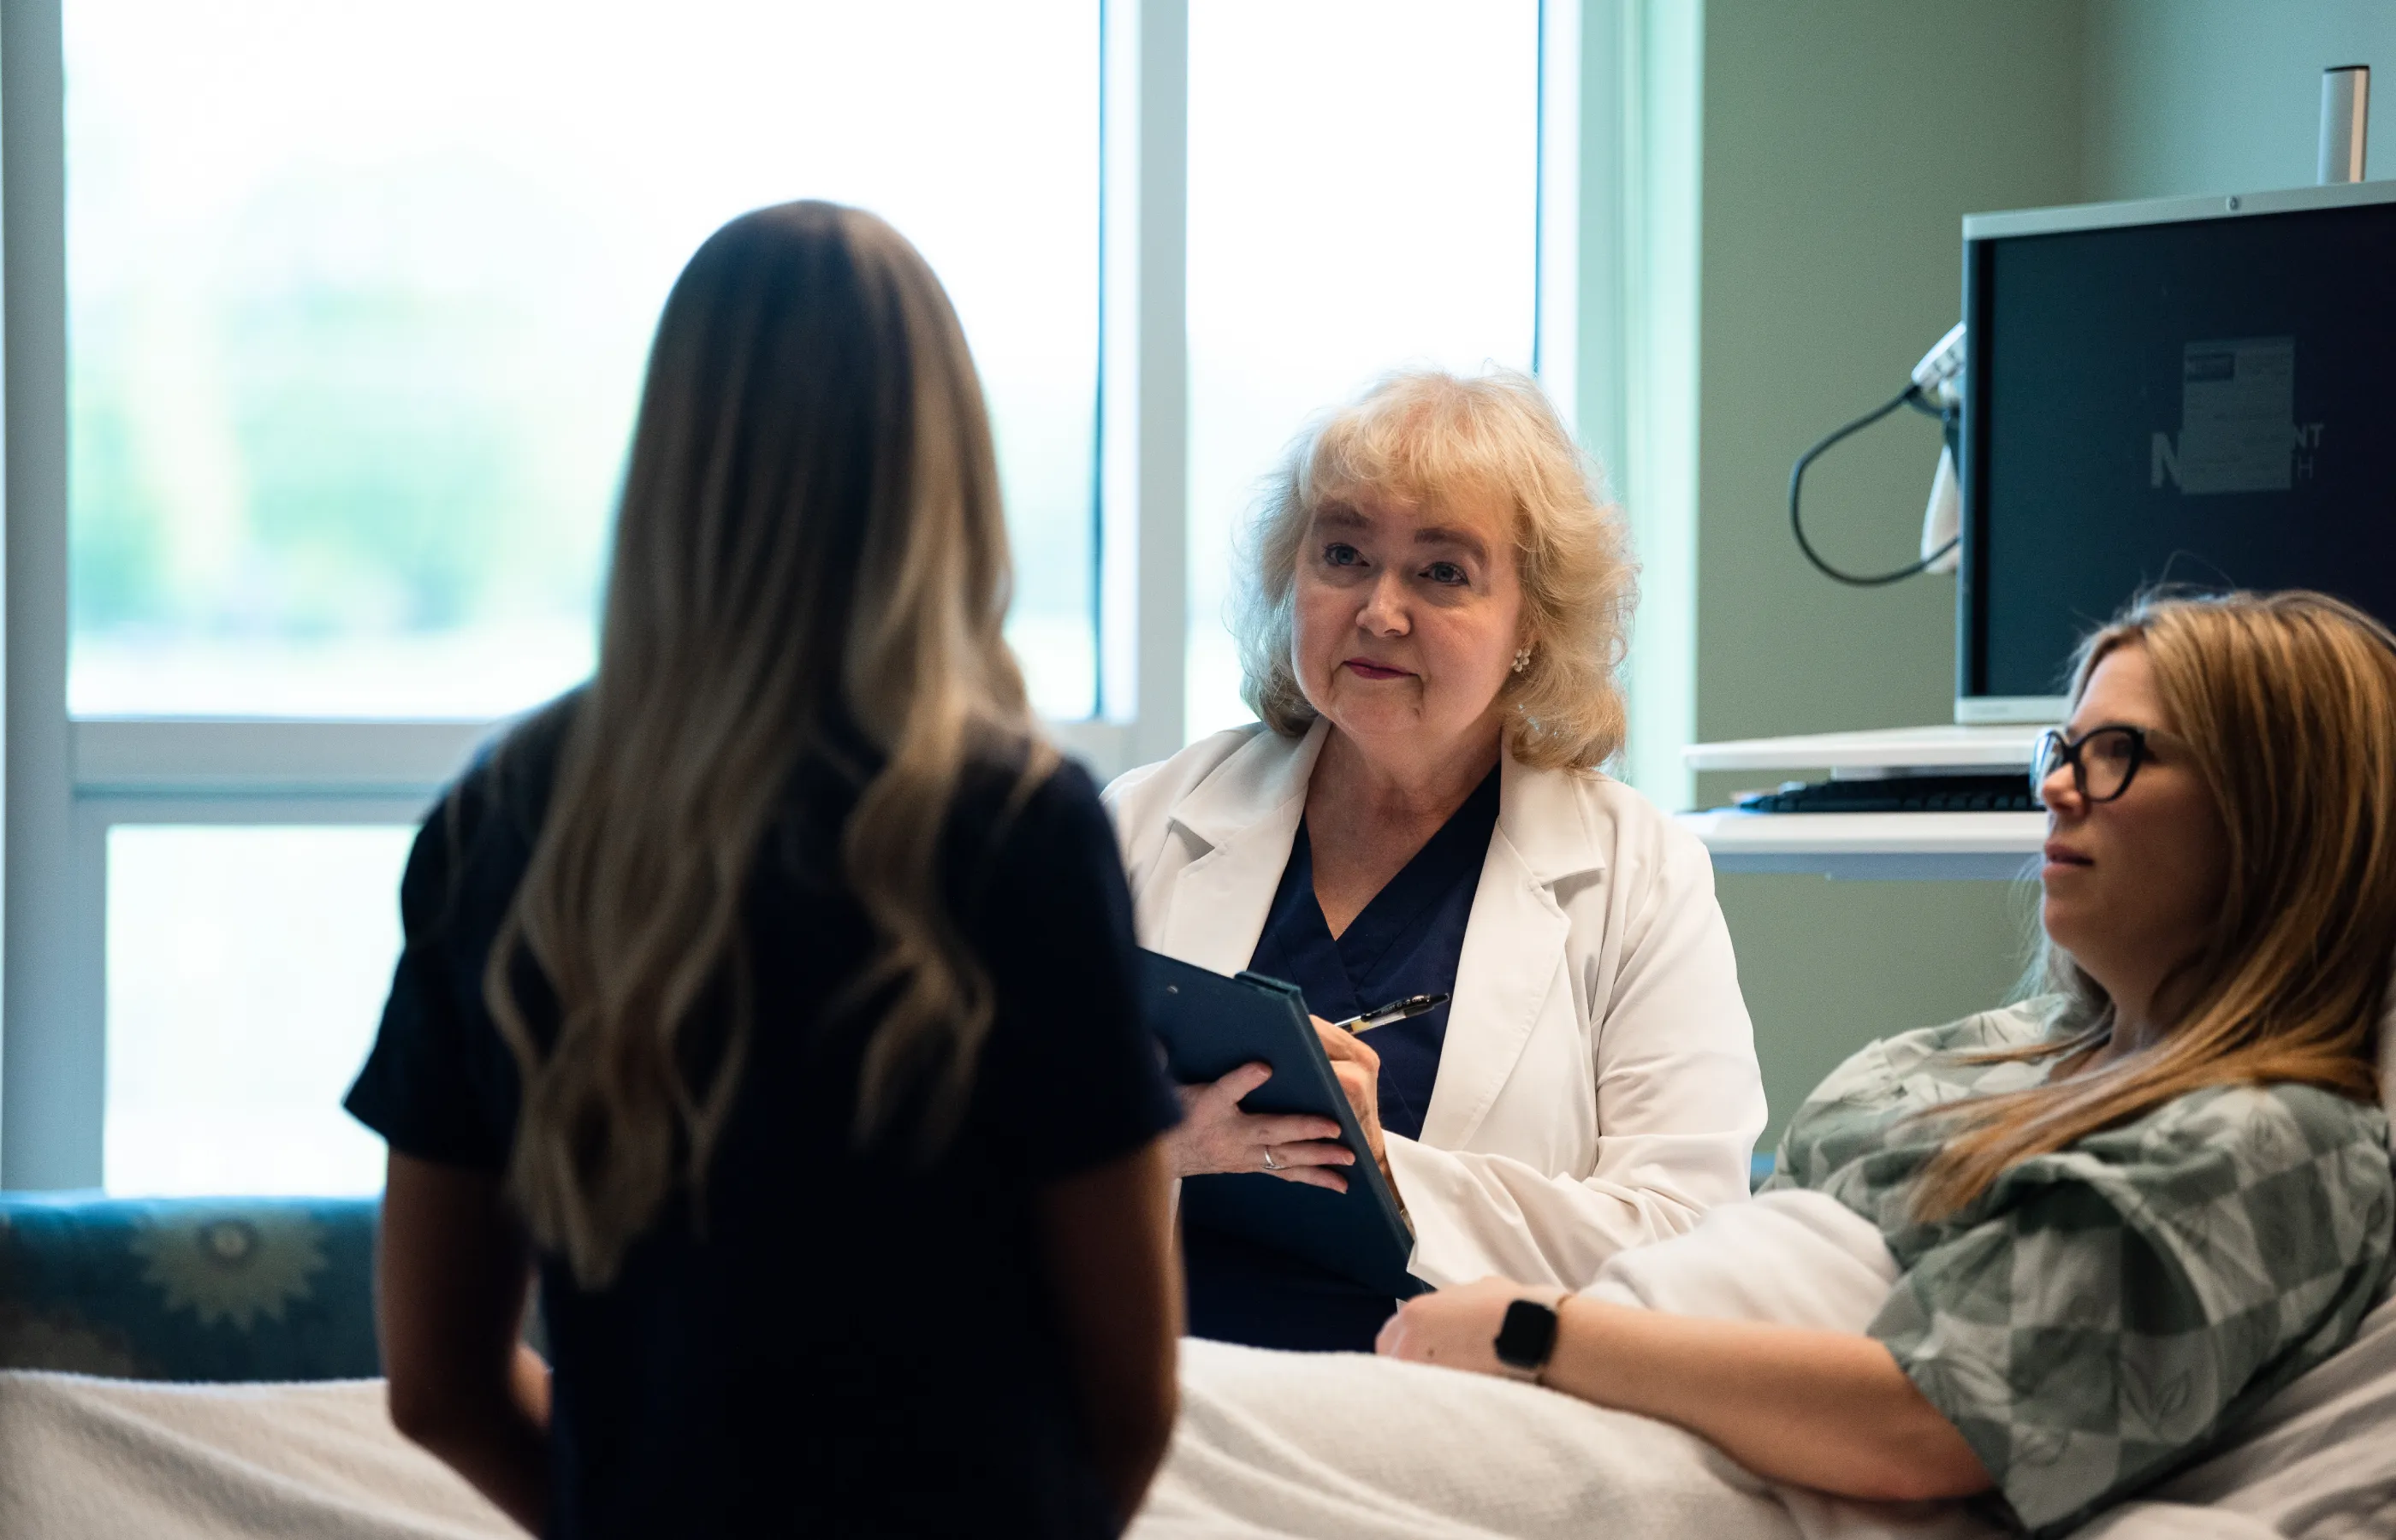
[
  {"left": 2, "top": 0, "right": 90, "bottom": 1189},
  {"left": 1126, "top": 0, "right": 1188, "bottom": 770}
]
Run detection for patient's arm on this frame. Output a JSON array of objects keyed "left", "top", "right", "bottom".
[
  {"left": 1377, "top": 1277, "right": 1990, "bottom": 1504},
  {"left": 377, "top": 1150, "right": 551, "bottom": 1534}
]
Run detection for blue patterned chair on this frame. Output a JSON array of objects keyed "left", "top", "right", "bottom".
[{"left": 0, "top": 1193, "right": 381, "bottom": 1382}]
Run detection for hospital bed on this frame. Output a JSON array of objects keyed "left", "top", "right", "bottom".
[{"left": 1, "top": 1181, "right": 2388, "bottom": 1538}]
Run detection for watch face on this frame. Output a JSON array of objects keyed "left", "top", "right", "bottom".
[{"left": 1493, "top": 1298, "right": 1559, "bottom": 1371}]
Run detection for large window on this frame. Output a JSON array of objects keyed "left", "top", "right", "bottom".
[
  {"left": 66, "top": 0, "right": 1101, "bottom": 720},
  {"left": 104, "top": 826, "right": 412, "bottom": 1195},
  {"left": 3, "top": 0, "right": 1566, "bottom": 1194},
  {"left": 58, "top": 0, "right": 1102, "bottom": 1196},
  {"left": 1185, "top": 1, "right": 1539, "bottom": 739}
]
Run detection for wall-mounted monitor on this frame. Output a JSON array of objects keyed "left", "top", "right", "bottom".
[{"left": 1957, "top": 180, "right": 2396, "bottom": 723}]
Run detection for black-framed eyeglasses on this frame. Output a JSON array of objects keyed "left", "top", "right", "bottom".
[{"left": 2030, "top": 726, "right": 2151, "bottom": 807}]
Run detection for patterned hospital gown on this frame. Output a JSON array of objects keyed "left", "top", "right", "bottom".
[{"left": 1764, "top": 1001, "right": 2394, "bottom": 1537}]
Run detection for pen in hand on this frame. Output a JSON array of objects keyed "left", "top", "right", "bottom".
[{"left": 1332, "top": 992, "right": 1450, "bottom": 1034}]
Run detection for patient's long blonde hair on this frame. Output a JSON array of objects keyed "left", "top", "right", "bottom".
[
  {"left": 483, "top": 202, "right": 1048, "bottom": 1286},
  {"left": 1913, "top": 589, "right": 2396, "bottom": 1222}
]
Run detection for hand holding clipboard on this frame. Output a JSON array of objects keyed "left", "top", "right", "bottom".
[
  {"left": 1172, "top": 1057, "right": 1356, "bottom": 1192},
  {"left": 1143, "top": 951, "right": 1428, "bottom": 1300}
]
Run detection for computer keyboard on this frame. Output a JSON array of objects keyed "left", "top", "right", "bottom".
[{"left": 1735, "top": 773, "right": 2039, "bottom": 814}]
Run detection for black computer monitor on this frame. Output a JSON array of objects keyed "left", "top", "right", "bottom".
[{"left": 1956, "top": 181, "right": 2396, "bottom": 722}]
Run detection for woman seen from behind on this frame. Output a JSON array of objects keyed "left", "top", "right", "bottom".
[{"left": 347, "top": 202, "right": 1182, "bottom": 1538}]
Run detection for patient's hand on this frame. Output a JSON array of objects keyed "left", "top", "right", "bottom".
[{"left": 1376, "top": 1276, "right": 1563, "bottom": 1377}]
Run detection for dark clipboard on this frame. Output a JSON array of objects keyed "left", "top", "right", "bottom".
[{"left": 1141, "top": 949, "right": 1427, "bottom": 1300}]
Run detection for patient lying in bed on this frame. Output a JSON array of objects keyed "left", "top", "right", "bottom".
[{"left": 1138, "top": 590, "right": 2396, "bottom": 1540}]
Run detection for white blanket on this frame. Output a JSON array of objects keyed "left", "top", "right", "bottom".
[
  {"left": 0, "top": 1372, "right": 513, "bottom": 1539},
  {"left": 1132, "top": 1190, "right": 2396, "bottom": 1540},
  {"left": 1132, "top": 1190, "right": 1993, "bottom": 1540},
  {"left": 0, "top": 1193, "right": 2385, "bottom": 1540}
]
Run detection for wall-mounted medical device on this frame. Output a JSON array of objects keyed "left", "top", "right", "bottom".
[
  {"left": 1783, "top": 325, "right": 1963, "bottom": 589},
  {"left": 1796, "top": 67, "right": 2377, "bottom": 598},
  {"left": 1954, "top": 176, "right": 2396, "bottom": 722},
  {"left": 1787, "top": 64, "right": 2393, "bottom": 727}
]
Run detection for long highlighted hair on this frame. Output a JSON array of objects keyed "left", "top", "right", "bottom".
[
  {"left": 483, "top": 202, "right": 1049, "bottom": 1286},
  {"left": 1913, "top": 589, "right": 2396, "bottom": 1222}
]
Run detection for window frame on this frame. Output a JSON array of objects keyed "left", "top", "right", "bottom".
[{"left": 1, "top": 0, "right": 1602, "bottom": 1188}]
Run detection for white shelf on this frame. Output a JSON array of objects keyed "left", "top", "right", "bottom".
[
  {"left": 1682, "top": 723, "right": 2052, "bottom": 775},
  {"left": 1676, "top": 808, "right": 2045, "bottom": 881}
]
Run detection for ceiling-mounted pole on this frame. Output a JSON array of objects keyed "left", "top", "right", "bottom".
[{"left": 2318, "top": 65, "right": 2369, "bottom": 184}]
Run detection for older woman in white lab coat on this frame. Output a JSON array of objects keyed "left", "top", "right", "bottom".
[{"left": 1106, "top": 370, "right": 1764, "bottom": 1352}]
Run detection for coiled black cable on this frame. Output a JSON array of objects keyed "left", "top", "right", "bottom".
[{"left": 1788, "top": 382, "right": 1961, "bottom": 587}]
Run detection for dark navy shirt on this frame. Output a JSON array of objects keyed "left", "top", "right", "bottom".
[
  {"left": 345, "top": 694, "right": 1181, "bottom": 1540},
  {"left": 1182, "top": 766, "right": 1501, "bottom": 1353}
]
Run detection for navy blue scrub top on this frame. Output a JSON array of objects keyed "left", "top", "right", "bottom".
[{"left": 1183, "top": 765, "right": 1502, "bottom": 1353}]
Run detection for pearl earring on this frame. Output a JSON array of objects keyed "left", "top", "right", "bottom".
[{"left": 1511, "top": 646, "right": 1532, "bottom": 674}]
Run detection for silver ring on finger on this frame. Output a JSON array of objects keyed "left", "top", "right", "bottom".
[{"left": 1260, "top": 1148, "right": 1280, "bottom": 1171}]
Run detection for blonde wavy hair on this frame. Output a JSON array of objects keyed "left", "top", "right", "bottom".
[
  {"left": 1231, "top": 369, "right": 1635, "bottom": 771},
  {"left": 1913, "top": 589, "right": 2396, "bottom": 1222},
  {"left": 483, "top": 202, "right": 1050, "bottom": 1286}
]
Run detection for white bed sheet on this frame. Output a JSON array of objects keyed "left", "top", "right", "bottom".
[
  {"left": 2093, "top": 1285, "right": 2396, "bottom": 1538},
  {"left": 0, "top": 1371, "right": 513, "bottom": 1539},
  {"left": 0, "top": 1205, "right": 2387, "bottom": 1539},
  {"left": 1134, "top": 1192, "right": 2396, "bottom": 1540}
]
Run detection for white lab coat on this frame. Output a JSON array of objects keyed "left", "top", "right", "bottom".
[{"left": 1103, "top": 719, "right": 1768, "bottom": 1292}]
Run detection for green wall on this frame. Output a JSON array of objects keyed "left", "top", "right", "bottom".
[
  {"left": 1693, "top": 1, "right": 2086, "bottom": 1142},
  {"left": 2083, "top": 0, "right": 2396, "bottom": 199}
]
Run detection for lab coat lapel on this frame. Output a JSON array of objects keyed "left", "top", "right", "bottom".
[
  {"left": 1418, "top": 755, "right": 1604, "bottom": 1151},
  {"left": 1153, "top": 720, "right": 1329, "bottom": 976}
]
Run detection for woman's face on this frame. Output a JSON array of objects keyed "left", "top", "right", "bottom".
[
  {"left": 1290, "top": 486, "right": 1524, "bottom": 766},
  {"left": 2039, "top": 643, "right": 2230, "bottom": 1019}
]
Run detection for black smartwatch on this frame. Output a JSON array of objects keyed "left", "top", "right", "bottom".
[{"left": 1492, "top": 1296, "right": 1562, "bottom": 1378}]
